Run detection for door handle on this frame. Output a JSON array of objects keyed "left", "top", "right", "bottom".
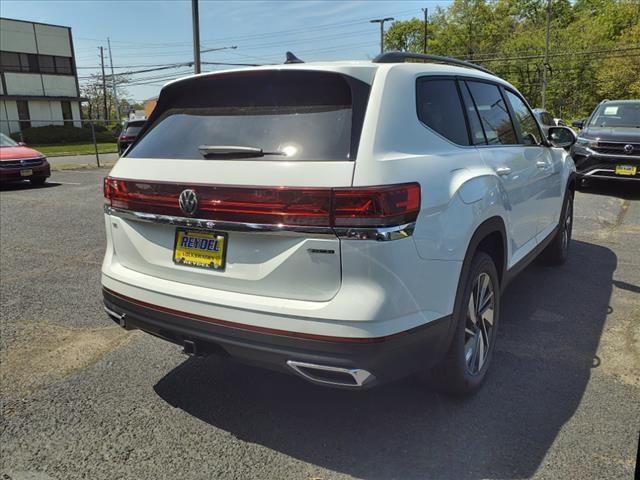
[
  {"left": 495, "top": 166, "right": 512, "bottom": 176},
  {"left": 536, "top": 161, "right": 551, "bottom": 169}
]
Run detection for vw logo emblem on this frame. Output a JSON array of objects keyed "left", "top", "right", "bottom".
[
  {"left": 623, "top": 144, "right": 634, "bottom": 154},
  {"left": 179, "top": 189, "right": 198, "bottom": 216}
]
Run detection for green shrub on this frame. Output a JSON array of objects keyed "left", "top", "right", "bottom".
[{"left": 10, "top": 125, "right": 116, "bottom": 145}]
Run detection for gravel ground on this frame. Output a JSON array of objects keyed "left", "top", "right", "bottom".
[{"left": 1, "top": 170, "right": 638, "bottom": 480}]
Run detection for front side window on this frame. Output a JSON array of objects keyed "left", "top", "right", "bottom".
[
  {"left": 465, "top": 81, "right": 517, "bottom": 145},
  {"left": 128, "top": 71, "right": 368, "bottom": 161},
  {"left": 504, "top": 90, "right": 542, "bottom": 145},
  {"left": 416, "top": 78, "right": 469, "bottom": 145}
]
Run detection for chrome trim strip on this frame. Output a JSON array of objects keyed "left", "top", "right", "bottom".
[
  {"left": 334, "top": 222, "right": 415, "bottom": 241},
  {"left": 286, "top": 360, "right": 374, "bottom": 387},
  {"left": 582, "top": 148, "right": 640, "bottom": 160},
  {"left": 104, "top": 205, "right": 416, "bottom": 241}
]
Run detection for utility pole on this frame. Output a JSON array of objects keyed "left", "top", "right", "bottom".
[
  {"left": 370, "top": 17, "right": 394, "bottom": 54},
  {"left": 192, "top": 0, "right": 201, "bottom": 74},
  {"left": 99, "top": 46, "right": 108, "bottom": 120},
  {"left": 541, "top": 0, "right": 552, "bottom": 109},
  {"left": 422, "top": 8, "right": 428, "bottom": 54},
  {"left": 107, "top": 38, "right": 121, "bottom": 122}
]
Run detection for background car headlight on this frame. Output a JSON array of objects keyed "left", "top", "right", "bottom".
[{"left": 575, "top": 136, "right": 598, "bottom": 149}]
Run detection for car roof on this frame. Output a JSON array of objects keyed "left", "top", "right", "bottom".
[{"left": 164, "top": 59, "right": 514, "bottom": 91}]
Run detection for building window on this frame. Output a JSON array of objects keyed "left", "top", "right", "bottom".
[
  {"left": 0, "top": 51, "right": 74, "bottom": 75},
  {"left": 1, "top": 52, "right": 21, "bottom": 71},
  {"left": 0, "top": 52, "right": 39, "bottom": 72},
  {"left": 61, "top": 101, "right": 73, "bottom": 125},
  {"left": 55, "top": 56, "right": 72, "bottom": 74},
  {"left": 16, "top": 101, "right": 31, "bottom": 130},
  {"left": 38, "top": 55, "right": 56, "bottom": 73}
]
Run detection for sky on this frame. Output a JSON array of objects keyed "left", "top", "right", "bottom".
[{"left": 1, "top": 0, "right": 451, "bottom": 103}]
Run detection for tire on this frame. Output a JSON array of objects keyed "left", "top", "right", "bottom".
[
  {"left": 30, "top": 177, "right": 46, "bottom": 186},
  {"left": 543, "top": 190, "right": 573, "bottom": 265},
  {"left": 426, "top": 251, "right": 500, "bottom": 396}
]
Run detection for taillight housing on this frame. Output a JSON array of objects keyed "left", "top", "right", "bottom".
[{"left": 104, "top": 177, "right": 420, "bottom": 229}]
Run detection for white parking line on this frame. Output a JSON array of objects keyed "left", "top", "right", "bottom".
[{"left": 54, "top": 181, "right": 82, "bottom": 185}]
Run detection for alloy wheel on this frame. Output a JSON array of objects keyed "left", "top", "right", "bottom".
[{"left": 464, "top": 272, "right": 495, "bottom": 375}]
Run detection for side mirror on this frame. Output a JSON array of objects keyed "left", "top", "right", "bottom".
[
  {"left": 571, "top": 119, "right": 585, "bottom": 129},
  {"left": 548, "top": 126, "right": 576, "bottom": 149}
]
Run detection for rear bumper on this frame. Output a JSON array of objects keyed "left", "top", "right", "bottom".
[
  {"left": 103, "top": 287, "right": 453, "bottom": 388},
  {"left": 0, "top": 161, "right": 50, "bottom": 182}
]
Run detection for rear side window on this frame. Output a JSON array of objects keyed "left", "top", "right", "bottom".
[
  {"left": 416, "top": 78, "right": 469, "bottom": 145},
  {"left": 127, "top": 71, "right": 369, "bottom": 161},
  {"left": 465, "top": 81, "right": 517, "bottom": 145},
  {"left": 504, "top": 90, "right": 542, "bottom": 145}
]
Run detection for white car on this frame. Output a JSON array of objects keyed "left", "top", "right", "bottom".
[{"left": 102, "top": 52, "right": 577, "bottom": 395}]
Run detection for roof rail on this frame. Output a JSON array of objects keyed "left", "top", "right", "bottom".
[{"left": 372, "top": 51, "right": 493, "bottom": 75}]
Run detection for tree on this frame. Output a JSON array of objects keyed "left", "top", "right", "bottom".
[
  {"left": 80, "top": 73, "right": 131, "bottom": 122},
  {"left": 384, "top": 0, "right": 640, "bottom": 119}
]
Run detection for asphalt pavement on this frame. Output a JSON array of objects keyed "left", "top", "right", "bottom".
[{"left": 1, "top": 169, "right": 638, "bottom": 480}]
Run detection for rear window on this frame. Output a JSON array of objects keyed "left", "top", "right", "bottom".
[
  {"left": 124, "top": 123, "right": 144, "bottom": 136},
  {"left": 127, "top": 70, "right": 370, "bottom": 161}
]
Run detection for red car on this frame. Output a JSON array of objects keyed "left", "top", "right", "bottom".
[{"left": 0, "top": 133, "right": 50, "bottom": 186}]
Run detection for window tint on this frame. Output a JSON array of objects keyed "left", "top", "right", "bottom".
[
  {"left": 416, "top": 79, "right": 469, "bottom": 145},
  {"left": 128, "top": 71, "right": 367, "bottom": 161},
  {"left": 465, "top": 81, "right": 517, "bottom": 145},
  {"left": 459, "top": 81, "right": 487, "bottom": 145},
  {"left": 505, "top": 90, "right": 542, "bottom": 145}
]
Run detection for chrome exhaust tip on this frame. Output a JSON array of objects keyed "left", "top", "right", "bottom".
[
  {"left": 104, "top": 306, "right": 127, "bottom": 328},
  {"left": 286, "top": 360, "right": 374, "bottom": 388}
]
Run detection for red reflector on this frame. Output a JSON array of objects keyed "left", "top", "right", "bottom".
[{"left": 104, "top": 177, "right": 420, "bottom": 229}]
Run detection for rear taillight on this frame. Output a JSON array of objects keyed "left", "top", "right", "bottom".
[{"left": 104, "top": 177, "right": 420, "bottom": 228}]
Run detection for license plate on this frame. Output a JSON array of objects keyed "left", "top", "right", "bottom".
[
  {"left": 173, "top": 229, "right": 227, "bottom": 271},
  {"left": 20, "top": 169, "right": 33, "bottom": 177},
  {"left": 615, "top": 165, "right": 637, "bottom": 176}
]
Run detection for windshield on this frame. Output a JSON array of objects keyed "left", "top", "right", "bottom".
[
  {"left": 0, "top": 133, "right": 18, "bottom": 147},
  {"left": 127, "top": 70, "right": 369, "bottom": 161},
  {"left": 588, "top": 102, "right": 640, "bottom": 128}
]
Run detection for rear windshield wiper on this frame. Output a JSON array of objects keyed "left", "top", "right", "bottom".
[{"left": 198, "top": 145, "right": 286, "bottom": 159}]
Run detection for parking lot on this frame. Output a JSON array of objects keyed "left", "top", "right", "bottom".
[{"left": 1, "top": 169, "right": 638, "bottom": 480}]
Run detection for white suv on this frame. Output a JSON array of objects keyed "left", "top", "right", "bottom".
[{"left": 102, "top": 52, "right": 577, "bottom": 395}]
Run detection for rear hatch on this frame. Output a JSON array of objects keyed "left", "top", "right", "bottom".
[{"left": 105, "top": 69, "right": 371, "bottom": 301}]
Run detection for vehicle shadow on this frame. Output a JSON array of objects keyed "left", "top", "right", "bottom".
[
  {"left": 154, "top": 239, "right": 615, "bottom": 479},
  {"left": 0, "top": 181, "right": 60, "bottom": 192},
  {"left": 578, "top": 178, "right": 640, "bottom": 200}
]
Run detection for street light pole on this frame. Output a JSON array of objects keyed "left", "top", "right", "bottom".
[
  {"left": 370, "top": 17, "right": 394, "bottom": 54},
  {"left": 192, "top": 0, "right": 201, "bottom": 74},
  {"left": 422, "top": 8, "right": 428, "bottom": 54}
]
